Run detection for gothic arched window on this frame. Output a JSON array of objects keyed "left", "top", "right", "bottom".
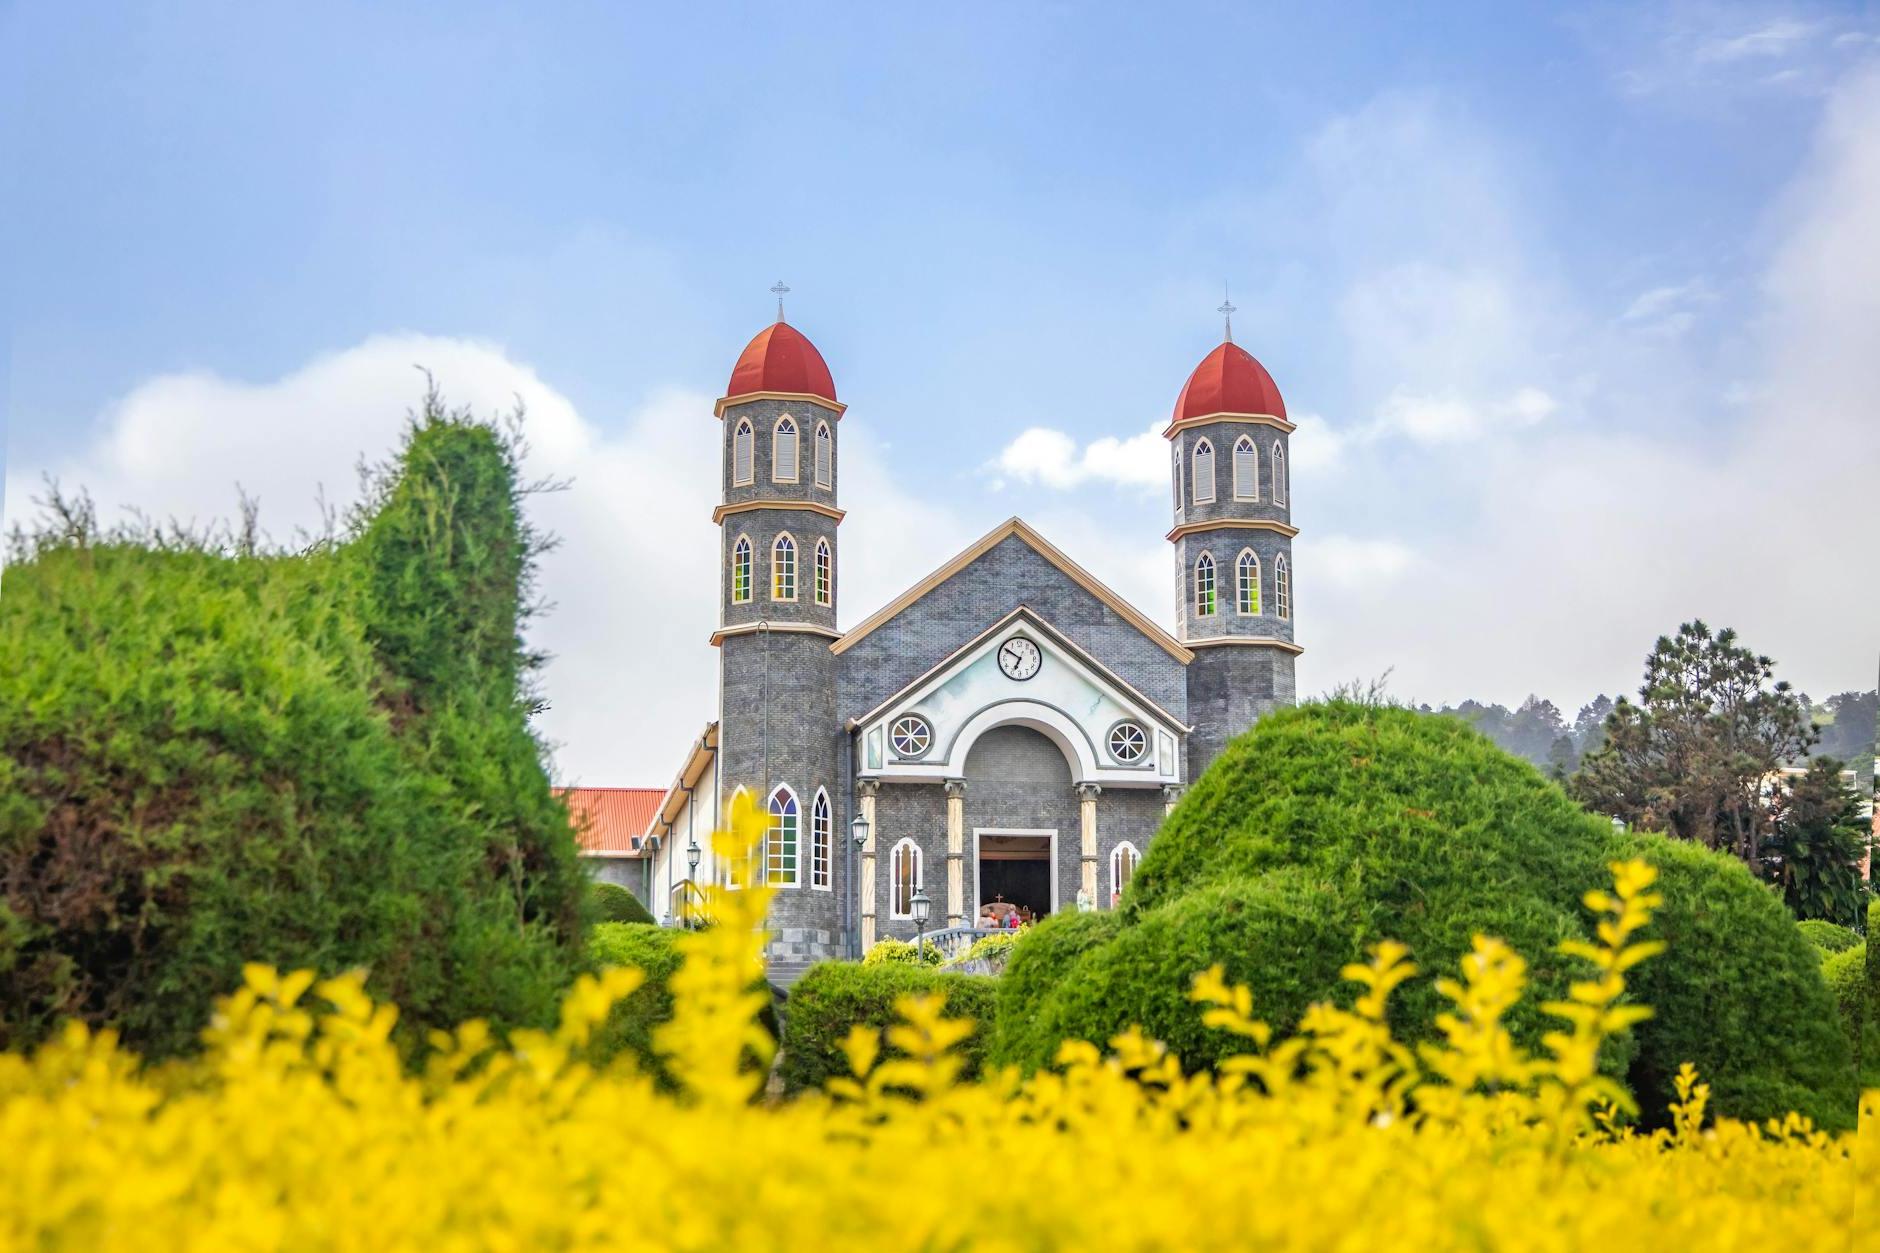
[
  {"left": 1272, "top": 441, "right": 1287, "bottom": 507},
  {"left": 731, "top": 534, "right": 753, "bottom": 604},
  {"left": 1275, "top": 553, "right": 1291, "bottom": 620},
  {"left": 766, "top": 786, "right": 800, "bottom": 887},
  {"left": 1236, "top": 548, "right": 1260, "bottom": 615},
  {"left": 773, "top": 416, "right": 799, "bottom": 483},
  {"left": 1110, "top": 841, "right": 1140, "bottom": 906},
  {"left": 889, "top": 838, "right": 921, "bottom": 918},
  {"left": 1173, "top": 449, "right": 1184, "bottom": 520},
  {"left": 1194, "top": 552, "right": 1217, "bottom": 617},
  {"left": 810, "top": 790, "right": 832, "bottom": 889},
  {"left": 772, "top": 533, "right": 797, "bottom": 601},
  {"left": 814, "top": 421, "right": 833, "bottom": 489},
  {"left": 1233, "top": 435, "right": 1258, "bottom": 501},
  {"left": 814, "top": 538, "right": 832, "bottom": 607},
  {"left": 733, "top": 419, "right": 754, "bottom": 486},
  {"left": 1192, "top": 438, "right": 1215, "bottom": 506}
]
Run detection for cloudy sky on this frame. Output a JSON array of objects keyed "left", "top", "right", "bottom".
[{"left": 4, "top": 2, "right": 1877, "bottom": 783}]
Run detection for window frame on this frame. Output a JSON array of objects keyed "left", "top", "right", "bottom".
[
  {"left": 766, "top": 785, "right": 801, "bottom": 888},
  {"left": 1235, "top": 547, "right": 1260, "bottom": 616},
  {"left": 888, "top": 714, "right": 932, "bottom": 760},
  {"left": 1233, "top": 434, "right": 1258, "bottom": 501},
  {"left": 1192, "top": 437, "right": 1216, "bottom": 506},
  {"left": 1272, "top": 441, "right": 1287, "bottom": 507},
  {"left": 773, "top": 415, "right": 800, "bottom": 484},
  {"left": 1275, "top": 553, "right": 1291, "bottom": 620},
  {"left": 731, "top": 534, "right": 753, "bottom": 604},
  {"left": 732, "top": 418, "right": 755, "bottom": 487},
  {"left": 889, "top": 838, "right": 922, "bottom": 919},
  {"left": 771, "top": 532, "right": 798, "bottom": 602},
  {"left": 813, "top": 420, "right": 833, "bottom": 489},
  {"left": 814, "top": 537, "right": 832, "bottom": 607},
  {"left": 1110, "top": 841, "right": 1140, "bottom": 905},
  {"left": 1107, "top": 720, "right": 1148, "bottom": 764},
  {"left": 1194, "top": 551, "right": 1217, "bottom": 617},
  {"left": 810, "top": 789, "right": 832, "bottom": 890}
]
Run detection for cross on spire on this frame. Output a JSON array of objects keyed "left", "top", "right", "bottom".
[
  {"left": 771, "top": 280, "right": 790, "bottom": 323},
  {"left": 1218, "top": 285, "right": 1236, "bottom": 344}
]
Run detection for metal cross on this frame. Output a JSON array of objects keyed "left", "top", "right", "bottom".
[
  {"left": 771, "top": 280, "right": 790, "bottom": 322},
  {"left": 1218, "top": 286, "right": 1236, "bottom": 343}
]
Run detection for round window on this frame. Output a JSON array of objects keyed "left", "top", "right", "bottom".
[
  {"left": 1108, "top": 721, "right": 1148, "bottom": 764},
  {"left": 889, "top": 715, "right": 932, "bottom": 759}
]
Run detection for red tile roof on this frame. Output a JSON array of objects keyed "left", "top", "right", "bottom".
[
  {"left": 1171, "top": 339, "right": 1287, "bottom": 425},
  {"left": 724, "top": 320, "right": 838, "bottom": 406},
  {"left": 556, "top": 786, "right": 664, "bottom": 856}
]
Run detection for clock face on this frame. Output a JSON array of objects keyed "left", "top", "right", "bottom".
[{"left": 997, "top": 636, "right": 1042, "bottom": 681}]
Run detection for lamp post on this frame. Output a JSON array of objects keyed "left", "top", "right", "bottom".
[
  {"left": 849, "top": 812, "right": 871, "bottom": 959},
  {"left": 684, "top": 837, "right": 702, "bottom": 929},
  {"left": 911, "top": 885, "right": 932, "bottom": 964}
]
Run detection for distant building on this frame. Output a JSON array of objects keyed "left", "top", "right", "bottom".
[{"left": 556, "top": 786, "right": 663, "bottom": 899}]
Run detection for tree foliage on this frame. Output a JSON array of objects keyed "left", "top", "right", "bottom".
[
  {"left": 1570, "top": 621, "right": 1815, "bottom": 864},
  {"left": 1761, "top": 759, "right": 1869, "bottom": 927}
]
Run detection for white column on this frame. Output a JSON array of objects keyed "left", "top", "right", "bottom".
[
  {"left": 945, "top": 778, "right": 966, "bottom": 927},
  {"left": 859, "top": 780, "right": 879, "bottom": 951},
  {"left": 1077, "top": 783, "right": 1101, "bottom": 906}
]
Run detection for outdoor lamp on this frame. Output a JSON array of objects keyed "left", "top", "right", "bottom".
[
  {"left": 911, "top": 885, "right": 932, "bottom": 962},
  {"left": 850, "top": 813, "right": 870, "bottom": 850},
  {"left": 686, "top": 838, "right": 702, "bottom": 876}
]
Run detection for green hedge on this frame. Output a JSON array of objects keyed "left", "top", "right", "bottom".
[
  {"left": 592, "top": 882, "right": 656, "bottom": 926},
  {"left": 1796, "top": 919, "right": 1861, "bottom": 955},
  {"left": 0, "top": 404, "right": 587, "bottom": 1058},
  {"left": 994, "top": 702, "right": 1856, "bottom": 1130},
  {"left": 588, "top": 923, "right": 683, "bottom": 1082},
  {"left": 1821, "top": 942, "right": 1875, "bottom": 1089},
  {"left": 781, "top": 961, "right": 999, "bottom": 1094}
]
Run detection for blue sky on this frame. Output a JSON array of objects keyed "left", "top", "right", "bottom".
[{"left": 5, "top": 2, "right": 1877, "bottom": 780}]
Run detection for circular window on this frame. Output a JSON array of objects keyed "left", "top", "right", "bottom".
[
  {"left": 1108, "top": 721, "right": 1149, "bottom": 764},
  {"left": 889, "top": 715, "right": 933, "bottom": 759}
]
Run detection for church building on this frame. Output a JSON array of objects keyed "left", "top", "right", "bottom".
[{"left": 630, "top": 306, "right": 1301, "bottom": 979}]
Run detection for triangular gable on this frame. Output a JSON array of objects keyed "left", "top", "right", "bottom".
[{"left": 832, "top": 517, "right": 1191, "bottom": 663}]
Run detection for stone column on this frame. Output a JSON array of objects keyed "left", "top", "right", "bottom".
[
  {"left": 944, "top": 778, "right": 967, "bottom": 927},
  {"left": 858, "top": 780, "right": 879, "bottom": 951},
  {"left": 1162, "top": 784, "right": 1184, "bottom": 817},
  {"left": 1077, "top": 783, "right": 1102, "bottom": 906}
]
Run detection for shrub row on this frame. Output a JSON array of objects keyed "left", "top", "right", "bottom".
[{"left": 781, "top": 961, "right": 998, "bottom": 1093}]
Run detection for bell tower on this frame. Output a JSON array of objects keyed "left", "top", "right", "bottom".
[
  {"left": 712, "top": 291, "right": 847, "bottom": 974},
  {"left": 1169, "top": 300, "right": 1302, "bottom": 778}
]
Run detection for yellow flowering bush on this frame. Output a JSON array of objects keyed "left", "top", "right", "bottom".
[{"left": 1, "top": 797, "right": 1867, "bottom": 1251}]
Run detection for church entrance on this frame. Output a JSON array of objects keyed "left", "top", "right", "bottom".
[{"left": 975, "top": 831, "right": 1056, "bottom": 927}]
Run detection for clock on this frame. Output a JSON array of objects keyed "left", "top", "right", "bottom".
[{"left": 997, "top": 636, "right": 1042, "bottom": 681}]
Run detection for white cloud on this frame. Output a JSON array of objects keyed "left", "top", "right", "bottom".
[
  {"left": 989, "top": 420, "right": 1166, "bottom": 491},
  {"left": 1369, "top": 386, "right": 1556, "bottom": 445}
]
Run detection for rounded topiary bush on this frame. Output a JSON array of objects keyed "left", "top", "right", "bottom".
[
  {"left": 1820, "top": 942, "right": 1874, "bottom": 1089},
  {"left": 587, "top": 922, "right": 682, "bottom": 1082},
  {"left": 591, "top": 881, "right": 656, "bottom": 926},
  {"left": 998, "top": 701, "right": 1855, "bottom": 1129},
  {"left": 781, "top": 961, "right": 998, "bottom": 1094},
  {"left": 1797, "top": 919, "right": 1860, "bottom": 955}
]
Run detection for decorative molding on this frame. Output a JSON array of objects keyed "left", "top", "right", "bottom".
[
  {"left": 944, "top": 778, "right": 968, "bottom": 798},
  {"left": 1182, "top": 635, "right": 1305, "bottom": 655},
  {"left": 1165, "top": 518, "right": 1300, "bottom": 542},
  {"left": 712, "top": 500, "right": 846, "bottom": 525},
  {"left": 832, "top": 517, "right": 1192, "bottom": 663},
  {"left": 715, "top": 390, "right": 847, "bottom": 419},
  {"left": 709, "top": 622, "right": 843, "bottom": 647},
  {"left": 1162, "top": 412, "right": 1294, "bottom": 440},
  {"left": 856, "top": 779, "right": 880, "bottom": 799},
  {"left": 1075, "top": 783, "right": 1104, "bottom": 800}
]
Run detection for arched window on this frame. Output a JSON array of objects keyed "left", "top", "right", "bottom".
[
  {"left": 814, "top": 538, "right": 832, "bottom": 606},
  {"left": 733, "top": 419, "right": 754, "bottom": 486},
  {"left": 731, "top": 534, "right": 753, "bottom": 604},
  {"left": 889, "top": 838, "right": 922, "bottom": 918},
  {"left": 1192, "top": 438, "right": 1215, "bottom": 505},
  {"left": 1110, "top": 842, "right": 1140, "bottom": 906},
  {"left": 810, "top": 790, "right": 832, "bottom": 889},
  {"left": 772, "top": 533, "right": 797, "bottom": 601},
  {"left": 1272, "top": 441, "right": 1287, "bottom": 507},
  {"left": 1275, "top": 554, "right": 1291, "bottom": 620},
  {"left": 766, "top": 786, "right": 800, "bottom": 887},
  {"left": 773, "top": 416, "right": 799, "bottom": 483},
  {"left": 1233, "top": 435, "right": 1258, "bottom": 501},
  {"left": 1235, "top": 548, "right": 1260, "bottom": 615},
  {"left": 814, "top": 421, "right": 833, "bottom": 489},
  {"left": 724, "top": 786, "right": 754, "bottom": 888},
  {"left": 1194, "top": 552, "right": 1216, "bottom": 617}
]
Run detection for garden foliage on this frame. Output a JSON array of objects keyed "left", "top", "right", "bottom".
[
  {"left": 0, "top": 800, "right": 1863, "bottom": 1248},
  {"left": 781, "top": 960, "right": 996, "bottom": 1093},
  {"left": 996, "top": 701, "right": 1856, "bottom": 1129},
  {"left": 587, "top": 922, "right": 682, "bottom": 1081},
  {"left": 0, "top": 398, "right": 587, "bottom": 1057},
  {"left": 860, "top": 937, "right": 945, "bottom": 967},
  {"left": 1798, "top": 919, "right": 1862, "bottom": 955},
  {"left": 591, "top": 881, "right": 657, "bottom": 926}
]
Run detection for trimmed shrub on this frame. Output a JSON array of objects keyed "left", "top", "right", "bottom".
[
  {"left": 592, "top": 882, "right": 656, "bottom": 926},
  {"left": 1796, "top": 919, "right": 1860, "bottom": 955},
  {"left": 997, "top": 702, "right": 1856, "bottom": 1130},
  {"left": 952, "top": 930, "right": 1019, "bottom": 970},
  {"left": 781, "top": 961, "right": 998, "bottom": 1094},
  {"left": 0, "top": 403, "right": 587, "bottom": 1058},
  {"left": 1820, "top": 942, "right": 1874, "bottom": 1088},
  {"left": 588, "top": 923, "right": 683, "bottom": 1081},
  {"left": 862, "top": 937, "right": 943, "bottom": 967}
]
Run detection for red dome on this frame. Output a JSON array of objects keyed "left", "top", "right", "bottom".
[
  {"left": 1170, "top": 341, "right": 1286, "bottom": 426},
  {"left": 724, "top": 321, "right": 837, "bottom": 405}
]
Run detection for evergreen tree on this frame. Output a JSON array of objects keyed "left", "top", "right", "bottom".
[{"left": 1762, "top": 759, "right": 1869, "bottom": 926}]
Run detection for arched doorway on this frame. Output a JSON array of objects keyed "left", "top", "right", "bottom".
[{"left": 964, "top": 724, "right": 1076, "bottom": 926}]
